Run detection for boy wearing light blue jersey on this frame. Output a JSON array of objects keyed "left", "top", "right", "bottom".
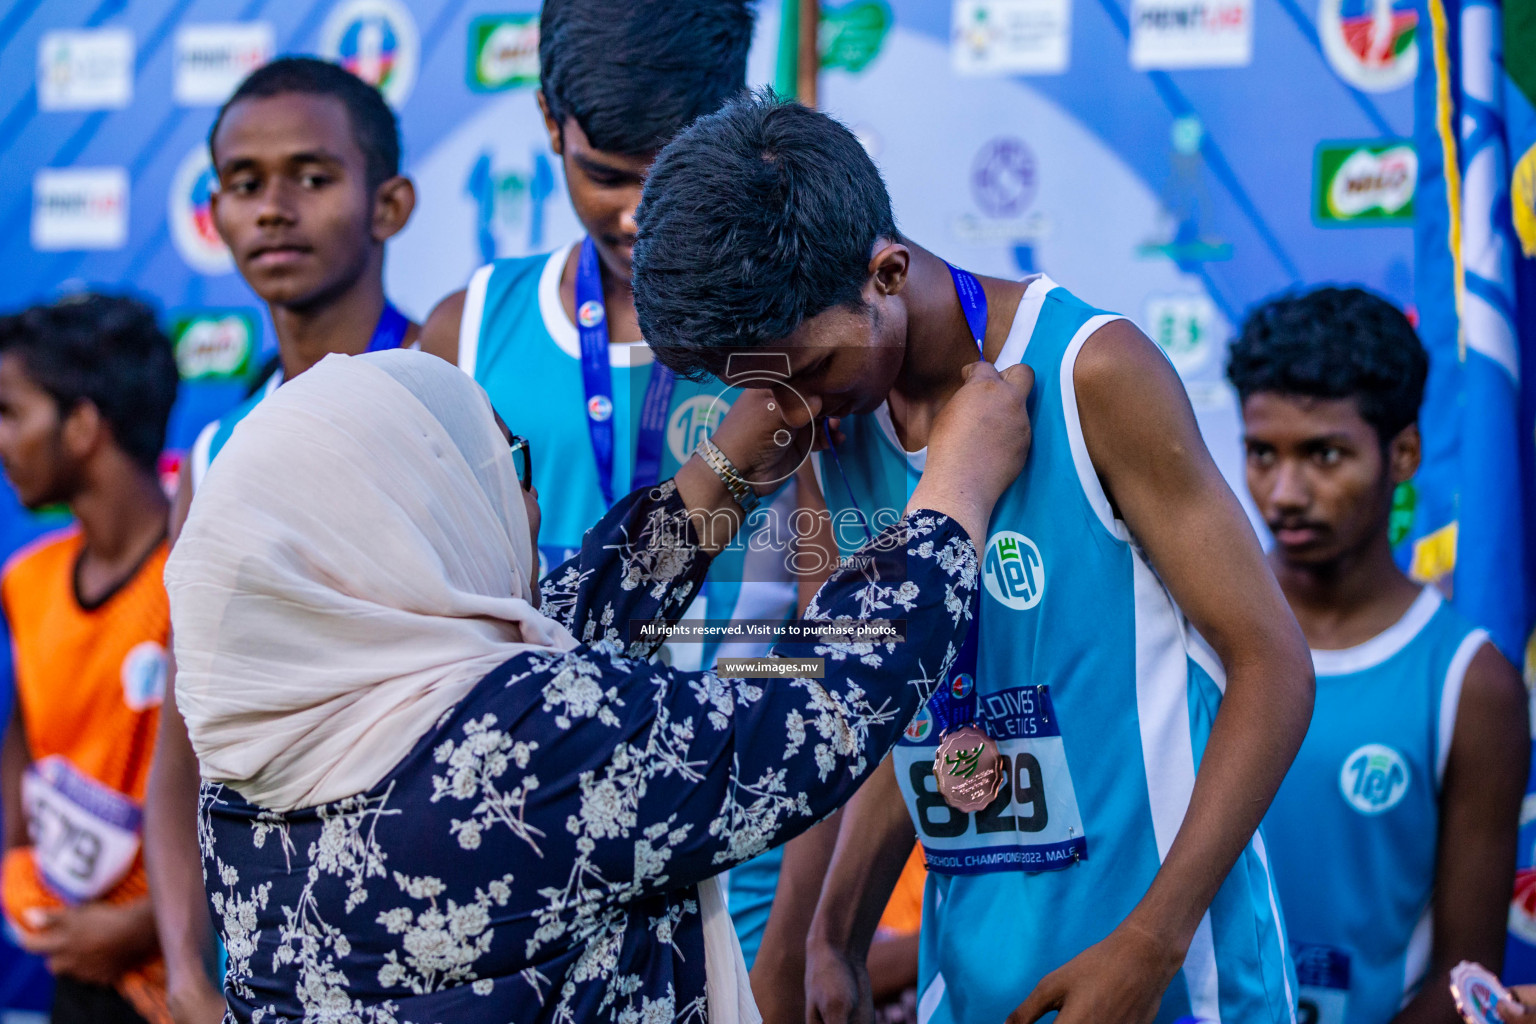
[
  {"left": 145, "top": 58, "right": 421, "bottom": 1024},
  {"left": 1230, "top": 288, "right": 1527, "bottom": 1024},
  {"left": 632, "top": 94, "right": 1316, "bottom": 1024},
  {"left": 416, "top": 0, "right": 826, "bottom": 1000}
]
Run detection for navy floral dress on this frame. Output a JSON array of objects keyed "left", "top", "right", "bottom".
[{"left": 200, "top": 480, "right": 978, "bottom": 1024}]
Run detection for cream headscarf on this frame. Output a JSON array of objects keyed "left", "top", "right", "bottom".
[{"left": 167, "top": 349, "right": 577, "bottom": 812}]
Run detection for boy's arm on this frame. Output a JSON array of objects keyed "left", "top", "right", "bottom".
[
  {"left": 2, "top": 694, "right": 29, "bottom": 854},
  {"left": 144, "top": 460, "right": 227, "bottom": 1024},
  {"left": 750, "top": 810, "right": 843, "bottom": 1023},
  {"left": 415, "top": 289, "right": 466, "bottom": 365},
  {"left": 806, "top": 757, "right": 920, "bottom": 1024},
  {"left": 1008, "top": 320, "right": 1314, "bottom": 1024},
  {"left": 1391, "top": 643, "right": 1527, "bottom": 1024}
]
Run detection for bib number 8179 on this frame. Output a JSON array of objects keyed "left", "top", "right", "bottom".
[{"left": 910, "top": 752, "right": 1046, "bottom": 838}]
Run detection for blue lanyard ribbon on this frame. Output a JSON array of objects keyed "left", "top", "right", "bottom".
[{"left": 575, "top": 236, "right": 677, "bottom": 506}]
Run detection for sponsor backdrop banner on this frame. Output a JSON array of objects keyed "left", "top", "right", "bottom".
[{"left": 0, "top": 0, "right": 1529, "bottom": 999}]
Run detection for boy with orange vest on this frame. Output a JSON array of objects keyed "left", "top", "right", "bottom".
[{"left": 0, "top": 295, "right": 180, "bottom": 1024}]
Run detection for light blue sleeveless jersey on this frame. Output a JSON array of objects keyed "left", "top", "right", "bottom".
[
  {"left": 1264, "top": 588, "right": 1488, "bottom": 1024},
  {"left": 460, "top": 244, "right": 799, "bottom": 959},
  {"left": 814, "top": 276, "right": 1296, "bottom": 1024}
]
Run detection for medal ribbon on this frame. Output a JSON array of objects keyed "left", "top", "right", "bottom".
[{"left": 576, "top": 236, "right": 677, "bottom": 506}]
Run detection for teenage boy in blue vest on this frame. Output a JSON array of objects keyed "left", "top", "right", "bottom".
[
  {"left": 143, "top": 57, "right": 419, "bottom": 1024},
  {"left": 1231, "top": 287, "right": 1526, "bottom": 1024},
  {"left": 631, "top": 92, "right": 1316, "bottom": 1024}
]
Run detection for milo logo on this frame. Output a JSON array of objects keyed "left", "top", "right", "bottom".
[
  {"left": 983, "top": 530, "right": 1044, "bottom": 610},
  {"left": 1339, "top": 743, "right": 1410, "bottom": 814},
  {"left": 1315, "top": 141, "right": 1416, "bottom": 225}
]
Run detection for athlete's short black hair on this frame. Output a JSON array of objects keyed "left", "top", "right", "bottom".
[
  {"left": 0, "top": 294, "right": 179, "bottom": 471},
  {"left": 209, "top": 56, "right": 401, "bottom": 189},
  {"left": 539, "top": 0, "right": 755, "bottom": 156},
  {"left": 1226, "top": 286, "right": 1428, "bottom": 443},
  {"left": 633, "top": 92, "right": 898, "bottom": 380}
]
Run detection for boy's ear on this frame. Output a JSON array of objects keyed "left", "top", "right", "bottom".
[
  {"left": 869, "top": 242, "right": 910, "bottom": 297},
  {"left": 372, "top": 176, "right": 417, "bottom": 243},
  {"left": 536, "top": 92, "right": 564, "bottom": 156},
  {"left": 59, "top": 399, "right": 104, "bottom": 461},
  {"left": 1388, "top": 422, "right": 1422, "bottom": 483}
]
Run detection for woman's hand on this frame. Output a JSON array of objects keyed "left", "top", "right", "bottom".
[
  {"left": 709, "top": 388, "right": 832, "bottom": 495},
  {"left": 908, "top": 361, "right": 1034, "bottom": 545}
]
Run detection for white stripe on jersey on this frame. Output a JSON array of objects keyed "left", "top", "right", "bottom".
[{"left": 458, "top": 262, "right": 494, "bottom": 378}]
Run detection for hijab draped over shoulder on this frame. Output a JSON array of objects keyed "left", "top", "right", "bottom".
[{"left": 166, "top": 350, "right": 577, "bottom": 812}]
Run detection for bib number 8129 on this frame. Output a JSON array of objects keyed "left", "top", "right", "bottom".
[{"left": 910, "top": 752, "right": 1046, "bottom": 838}]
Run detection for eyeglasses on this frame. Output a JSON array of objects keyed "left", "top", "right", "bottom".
[{"left": 508, "top": 434, "right": 533, "bottom": 492}]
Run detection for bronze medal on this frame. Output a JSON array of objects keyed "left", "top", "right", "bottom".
[{"left": 932, "top": 725, "right": 1004, "bottom": 813}]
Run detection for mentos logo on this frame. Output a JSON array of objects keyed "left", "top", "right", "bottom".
[
  {"left": 1319, "top": 0, "right": 1417, "bottom": 92},
  {"left": 169, "top": 146, "right": 233, "bottom": 275},
  {"left": 1339, "top": 743, "right": 1410, "bottom": 814},
  {"left": 983, "top": 530, "right": 1045, "bottom": 611},
  {"left": 320, "top": 0, "right": 418, "bottom": 106}
]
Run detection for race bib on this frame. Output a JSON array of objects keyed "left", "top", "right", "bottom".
[
  {"left": 896, "top": 684, "right": 1087, "bottom": 875},
  {"left": 22, "top": 756, "right": 142, "bottom": 904},
  {"left": 1294, "top": 944, "right": 1350, "bottom": 1024}
]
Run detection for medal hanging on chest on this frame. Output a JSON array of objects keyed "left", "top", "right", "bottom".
[{"left": 928, "top": 619, "right": 1005, "bottom": 813}]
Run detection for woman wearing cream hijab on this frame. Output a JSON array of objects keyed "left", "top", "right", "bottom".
[{"left": 167, "top": 349, "right": 1030, "bottom": 1024}]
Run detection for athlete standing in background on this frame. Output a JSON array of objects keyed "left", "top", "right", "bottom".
[
  {"left": 0, "top": 296, "right": 179, "bottom": 1024},
  {"left": 1232, "top": 288, "right": 1527, "bottom": 1024},
  {"left": 141, "top": 57, "right": 419, "bottom": 1024}
]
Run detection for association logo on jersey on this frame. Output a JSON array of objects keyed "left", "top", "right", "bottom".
[
  {"left": 577, "top": 299, "right": 606, "bottom": 328},
  {"left": 174, "top": 22, "right": 274, "bottom": 106},
  {"left": 983, "top": 531, "right": 1045, "bottom": 610},
  {"left": 904, "top": 705, "right": 935, "bottom": 743},
  {"left": 587, "top": 395, "right": 614, "bottom": 423},
  {"left": 1319, "top": 0, "right": 1417, "bottom": 93},
  {"left": 172, "top": 310, "right": 257, "bottom": 381},
  {"left": 121, "top": 641, "right": 167, "bottom": 712},
  {"left": 31, "top": 168, "right": 128, "bottom": 252},
  {"left": 38, "top": 28, "right": 134, "bottom": 111},
  {"left": 668, "top": 395, "right": 730, "bottom": 464},
  {"left": 971, "top": 137, "right": 1038, "bottom": 219},
  {"left": 950, "top": 672, "right": 975, "bottom": 700},
  {"left": 169, "top": 146, "right": 234, "bottom": 275},
  {"left": 468, "top": 15, "right": 539, "bottom": 91},
  {"left": 1314, "top": 141, "right": 1416, "bottom": 225},
  {"left": 1339, "top": 743, "right": 1410, "bottom": 814},
  {"left": 320, "top": 0, "right": 419, "bottom": 107}
]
